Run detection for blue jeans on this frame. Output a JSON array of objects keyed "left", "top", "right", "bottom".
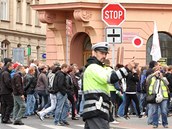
[
  {"left": 117, "top": 93, "right": 126, "bottom": 116},
  {"left": 54, "top": 92, "right": 69, "bottom": 124},
  {"left": 152, "top": 100, "right": 168, "bottom": 127},
  {"left": 147, "top": 103, "right": 154, "bottom": 124},
  {"left": 79, "top": 93, "right": 84, "bottom": 115},
  {"left": 139, "top": 93, "right": 146, "bottom": 113},
  {"left": 25, "top": 94, "right": 36, "bottom": 116}
]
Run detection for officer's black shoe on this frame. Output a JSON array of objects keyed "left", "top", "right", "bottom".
[{"left": 2, "top": 119, "right": 13, "bottom": 124}]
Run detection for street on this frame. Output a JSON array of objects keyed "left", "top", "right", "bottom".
[{"left": 1, "top": 114, "right": 172, "bottom": 129}]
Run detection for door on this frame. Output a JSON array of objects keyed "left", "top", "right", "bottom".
[{"left": 83, "top": 50, "right": 92, "bottom": 65}]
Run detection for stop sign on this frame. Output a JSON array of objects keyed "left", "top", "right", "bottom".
[{"left": 102, "top": 3, "right": 126, "bottom": 26}]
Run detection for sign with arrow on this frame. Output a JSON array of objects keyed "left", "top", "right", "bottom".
[{"left": 106, "top": 27, "right": 122, "bottom": 43}]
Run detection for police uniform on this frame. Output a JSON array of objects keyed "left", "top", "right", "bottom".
[{"left": 83, "top": 42, "right": 130, "bottom": 129}]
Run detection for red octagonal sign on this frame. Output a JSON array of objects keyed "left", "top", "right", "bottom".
[{"left": 102, "top": 3, "right": 126, "bottom": 26}]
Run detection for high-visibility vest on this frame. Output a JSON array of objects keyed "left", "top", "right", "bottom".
[
  {"left": 83, "top": 64, "right": 111, "bottom": 121},
  {"left": 104, "top": 66, "right": 116, "bottom": 92},
  {"left": 149, "top": 77, "right": 168, "bottom": 98}
]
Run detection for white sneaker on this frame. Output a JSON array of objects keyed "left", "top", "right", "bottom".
[
  {"left": 111, "top": 120, "right": 119, "bottom": 124},
  {"left": 37, "top": 112, "right": 44, "bottom": 121}
]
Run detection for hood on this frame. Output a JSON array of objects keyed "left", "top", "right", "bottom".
[{"left": 85, "top": 56, "right": 104, "bottom": 68}]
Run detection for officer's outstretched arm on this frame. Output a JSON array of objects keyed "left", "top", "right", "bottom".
[{"left": 109, "top": 61, "right": 135, "bottom": 84}]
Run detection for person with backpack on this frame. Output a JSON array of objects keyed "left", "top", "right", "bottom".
[{"left": 37, "top": 66, "right": 60, "bottom": 121}]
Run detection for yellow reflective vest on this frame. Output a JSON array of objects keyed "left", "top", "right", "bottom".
[
  {"left": 149, "top": 77, "right": 168, "bottom": 99},
  {"left": 83, "top": 64, "right": 111, "bottom": 121}
]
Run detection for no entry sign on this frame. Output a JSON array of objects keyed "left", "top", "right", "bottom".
[{"left": 132, "top": 36, "right": 143, "bottom": 48}]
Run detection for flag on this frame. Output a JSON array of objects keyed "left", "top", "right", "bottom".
[
  {"left": 66, "top": 19, "right": 72, "bottom": 36},
  {"left": 150, "top": 22, "right": 161, "bottom": 61}
]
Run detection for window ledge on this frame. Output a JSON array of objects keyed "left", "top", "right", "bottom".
[
  {"left": 16, "top": 22, "right": 23, "bottom": 25},
  {"left": 26, "top": 24, "right": 32, "bottom": 26},
  {"left": 0, "top": 20, "right": 10, "bottom": 23},
  {"left": 35, "top": 25, "right": 41, "bottom": 28}
]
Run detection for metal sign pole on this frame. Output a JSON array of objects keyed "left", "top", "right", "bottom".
[
  {"left": 66, "top": 34, "right": 68, "bottom": 65},
  {"left": 112, "top": 43, "right": 115, "bottom": 69}
]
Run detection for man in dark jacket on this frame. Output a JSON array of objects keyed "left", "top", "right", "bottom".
[
  {"left": 53, "top": 64, "right": 70, "bottom": 126},
  {"left": 0, "top": 62, "right": 14, "bottom": 124},
  {"left": 12, "top": 65, "right": 26, "bottom": 125}
]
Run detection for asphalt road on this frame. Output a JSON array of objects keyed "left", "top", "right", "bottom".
[{"left": 0, "top": 114, "right": 172, "bottom": 129}]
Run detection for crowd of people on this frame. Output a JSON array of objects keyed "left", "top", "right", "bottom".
[
  {"left": 0, "top": 42, "right": 171, "bottom": 129},
  {"left": 0, "top": 58, "right": 84, "bottom": 125}
]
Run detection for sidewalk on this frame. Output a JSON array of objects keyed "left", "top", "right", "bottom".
[{"left": 110, "top": 115, "right": 172, "bottom": 129}]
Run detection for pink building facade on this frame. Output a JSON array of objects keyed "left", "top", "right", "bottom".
[{"left": 32, "top": 2, "right": 172, "bottom": 67}]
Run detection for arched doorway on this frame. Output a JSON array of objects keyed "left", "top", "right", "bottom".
[
  {"left": 70, "top": 32, "right": 92, "bottom": 67},
  {"left": 146, "top": 32, "right": 172, "bottom": 65}
]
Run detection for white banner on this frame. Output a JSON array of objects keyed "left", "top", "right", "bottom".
[{"left": 150, "top": 22, "right": 161, "bottom": 61}]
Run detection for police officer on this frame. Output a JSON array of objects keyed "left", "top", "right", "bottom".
[{"left": 83, "top": 42, "right": 135, "bottom": 129}]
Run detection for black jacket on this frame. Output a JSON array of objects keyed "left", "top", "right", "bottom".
[
  {"left": 165, "top": 73, "right": 172, "bottom": 93},
  {"left": 12, "top": 72, "right": 24, "bottom": 96},
  {"left": 126, "top": 72, "right": 139, "bottom": 93},
  {"left": 24, "top": 73, "right": 37, "bottom": 94},
  {"left": 53, "top": 70, "right": 67, "bottom": 95},
  {"left": 0, "top": 67, "right": 12, "bottom": 95}
]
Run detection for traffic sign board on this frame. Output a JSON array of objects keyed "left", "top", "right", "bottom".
[
  {"left": 106, "top": 27, "right": 122, "bottom": 43},
  {"left": 102, "top": 3, "right": 126, "bottom": 26},
  {"left": 132, "top": 36, "right": 143, "bottom": 48},
  {"left": 42, "top": 53, "right": 46, "bottom": 59}
]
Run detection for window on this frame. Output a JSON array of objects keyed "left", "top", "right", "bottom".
[
  {"left": 1, "top": 40, "right": 10, "bottom": 60},
  {"left": 0, "top": 0, "right": 9, "bottom": 20},
  {"left": 146, "top": 32, "right": 172, "bottom": 65},
  {"left": 35, "top": 11, "right": 40, "bottom": 26},
  {"left": 35, "top": 0, "right": 40, "bottom": 26},
  {"left": 26, "top": 1, "right": 31, "bottom": 24},
  {"left": 16, "top": 0, "right": 22, "bottom": 22}
]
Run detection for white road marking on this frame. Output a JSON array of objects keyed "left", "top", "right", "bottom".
[
  {"left": 43, "top": 124, "right": 72, "bottom": 129},
  {"left": 7, "top": 124, "right": 38, "bottom": 129},
  {"left": 77, "top": 124, "right": 84, "bottom": 127}
]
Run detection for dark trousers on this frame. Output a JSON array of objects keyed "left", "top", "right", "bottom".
[
  {"left": 1, "top": 94, "right": 14, "bottom": 121},
  {"left": 124, "top": 94, "right": 140, "bottom": 116},
  {"left": 84, "top": 117, "right": 109, "bottom": 129},
  {"left": 67, "top": 92, "right": 76, "bottom": 118}
]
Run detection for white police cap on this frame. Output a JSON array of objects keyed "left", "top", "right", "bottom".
[{"left": 92, "top": 42, "right": 110, "bottom": 53}]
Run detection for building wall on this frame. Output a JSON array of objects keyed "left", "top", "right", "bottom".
[
  {"left": 0, "top": 0, "right": 46, "bottom": 65},
  {"left": 33, "top": 1, "right": 172, "bottom": 67},
  {"left": 41, "top": 0, "right": 172, "bottom": 4}
]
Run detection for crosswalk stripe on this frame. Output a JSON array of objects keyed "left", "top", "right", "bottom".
[
  {"left": 77, "top": 124, "right": 84, "bottom": 127},
  {"left": 7, "top": 124, "right": 38, "bottom": 129},
  {"left": 6, "top": 123, "right": 85, "bottom": 129},
  {"left": 43, "top": 124, "right": 73, "bottom": 129}
]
